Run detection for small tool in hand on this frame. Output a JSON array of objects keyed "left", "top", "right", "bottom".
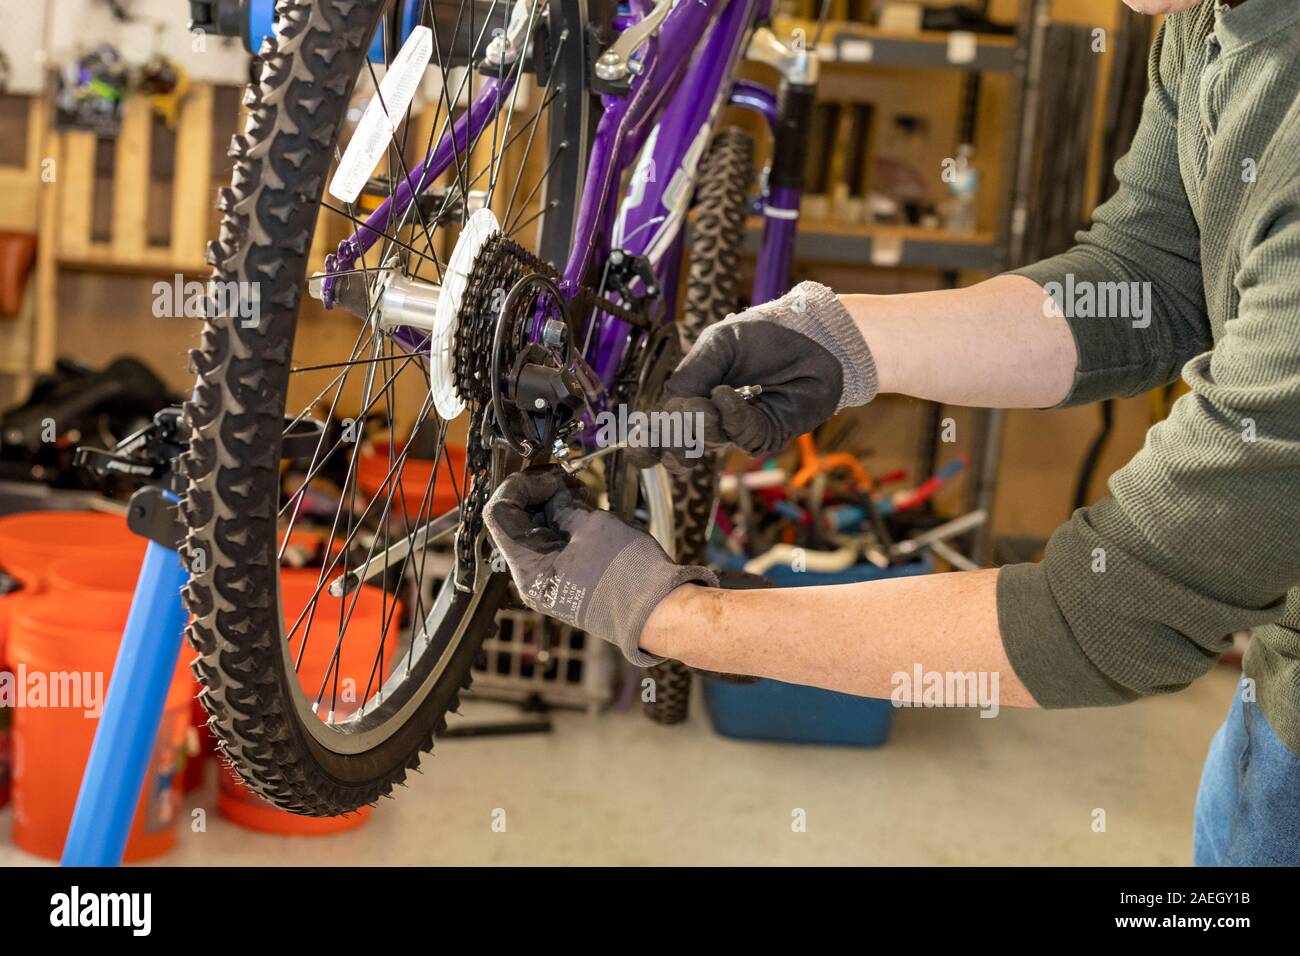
[
  {"left": 735, "top": 384, "right": 763, "bottom": 403},
  {"left": 560, "top": 442, "right": 626, "bottom": 474}
]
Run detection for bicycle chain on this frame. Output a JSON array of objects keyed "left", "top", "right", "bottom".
[{"left": 448, "top": 234, "right": 649, "bottom": 582}]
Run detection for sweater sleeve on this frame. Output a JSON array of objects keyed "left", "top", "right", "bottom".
[
  {"left": 998, "top": 169, "right": 1300, "bottom": 707},
  {"left": 1010, "top": 19, "right": 1210, "bottom": 407}
]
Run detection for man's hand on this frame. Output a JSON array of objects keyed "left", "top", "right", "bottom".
[
  {"left": 483, "top": 466, "right": 718, "bottom": 666},
  {"left": 626, "top": 281, "right": 878, "bottom": 474}
]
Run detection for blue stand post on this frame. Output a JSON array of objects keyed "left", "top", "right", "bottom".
[{"left": 60, "top": 539, "right": 189, "bottom": 866}]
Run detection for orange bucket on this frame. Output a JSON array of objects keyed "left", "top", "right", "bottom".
[
  {"left": 7, "top": 593, "right": 194, "bottom": 861},
  {"left": 0, "top": 578, "right": 28, "bottom": 654},
  {"left": 0, "top": 510, "right": 142, "bottom": 813},
  {"left": 0, "top": 511, "right": 145, "bottom": 589},
  {"left": 217, "top": 569, "right": 397, "bottom": 835},
  {"left": 1, "top": 570, "right": 29, "bottom": 807},
  {"left": 356, "top": 442, "right": 464, "bottom": 519},
  {"left": 186, "top": 697, "right": 213, "bottom": 794},
  {"left": 46, "top": 554, "right": 209, "bottom": 794},
  {"left": 0, "top": 592, "right": 16, "bottom": 809},
  {"left": 0, "top": 510, "right": 143, "bottom": 677},
  {"left": 0, "top": 710, "right": 8, "bottom": 808},
  {"left": 47, "top": 554, "right": 146, "bottom": 616}
]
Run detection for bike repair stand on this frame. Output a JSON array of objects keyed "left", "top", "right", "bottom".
[{"left": 61, "top": 408, "right": 191, "bottom": 866}]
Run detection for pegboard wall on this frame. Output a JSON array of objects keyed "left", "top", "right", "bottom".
[{"left": 1, "top": 0, "right": 249, "bottom": 95}]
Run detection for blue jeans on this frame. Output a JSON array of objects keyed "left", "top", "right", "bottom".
[{"left": 1193, "top": 678, "right": 1300, "bottom": 866}]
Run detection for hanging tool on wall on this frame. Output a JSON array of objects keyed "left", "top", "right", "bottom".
[
  {"left": 96, "top": 0, "right": 137, "bottom": 21},
  {"left": 135, "top": 43, "right": 191, "bottom": 127},
  {"left": 53, "top": 44, "right": 129, "bottom": 135}
]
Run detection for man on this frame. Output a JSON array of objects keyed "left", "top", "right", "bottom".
[{"left": 485, "top": 0, "right": 1300, "bottom": 865}]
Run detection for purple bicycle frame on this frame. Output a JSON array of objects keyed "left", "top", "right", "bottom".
[{"left": 324, "top": 0, "right": 801, "bottom": 424}]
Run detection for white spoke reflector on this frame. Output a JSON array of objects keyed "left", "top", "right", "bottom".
[{"left": 329, "top": 25, "right": 434, "bottom": 204}]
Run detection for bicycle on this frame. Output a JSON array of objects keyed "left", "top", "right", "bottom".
[{"left": 171, "top": 0, "right": 824, "bottom": 818}]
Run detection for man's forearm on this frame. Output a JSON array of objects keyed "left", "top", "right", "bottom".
[
  {"left": 640, "top": 569, "right": 1038, "bottom": 708},
  {"left": 631, "top": 279, "right": 1072, "bottom": 704},
  {"left": 844, "top": 273, "right": 1077, "bottom": 409}
]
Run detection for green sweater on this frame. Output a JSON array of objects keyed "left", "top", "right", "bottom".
[{"left": 999, "top": 0, "right": 1300, "bottom": 753}]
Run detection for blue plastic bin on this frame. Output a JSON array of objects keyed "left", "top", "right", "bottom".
[{"left": 701, "top": 555, "right": 931, "bottom": 747}]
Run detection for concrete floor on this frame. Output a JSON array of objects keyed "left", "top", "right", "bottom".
[{"left": 0, "top": 666, "right": 1237, "bottom": 866}]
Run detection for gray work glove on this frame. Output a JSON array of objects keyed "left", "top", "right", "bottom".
[
  {"left": 626, "top": 281, "right": 877, "bottom": 474},
  {"left": 483, "top": 466, "right": 718, "bottom": 666}
]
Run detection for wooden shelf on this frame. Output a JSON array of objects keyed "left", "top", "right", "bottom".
[
  {"left": 773, "top": 18, "right": 1020, "bottom": 72},
  {"left": 743, "top": 219, "right": 1001, "bottom": 270},
  {"left": 57, "top": 253, "right": 211, "bottom": 278}
]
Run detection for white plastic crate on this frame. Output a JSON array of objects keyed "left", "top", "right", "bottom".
[
  {"left": 470, "top": 602, "right": 619, "bottom": 713},
  {"left": 346, "top": 522, "right": 619, "bottom": 713}
]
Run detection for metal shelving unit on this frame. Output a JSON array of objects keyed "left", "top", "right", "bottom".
[
  {"left": 745, "top": 2, "right": 1052, "bottom": 563},
  {"left": 969, "top": 0, "right": 1050, "bottom": 560},
  {"left": 742, "top": 220, "right": 1002, "bottom": 270},
  {"left": 780, "top": 16, "right": 1020, "bottom": 72},
  {"left": 758, "top": 6, "right": 1045, "bottom": 278}
]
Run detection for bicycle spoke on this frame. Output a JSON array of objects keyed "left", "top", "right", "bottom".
[
  {"left": 290, "top": 350, "right": 429, "bottom": 375},
  {"left": 362, "top": 58, "right": 447, "bottom": 283},
  {"left": 501, "top": 27, "right": 566, "bottom": 225},
  {"left": 279, "top": 306, "right": 386, "bottom": 558},
  {"left": 321, "top": 201, "right": 447, "bottom": 271},
  {"left": 287, "top": 398, "right": 446, "bottom": 662},
  {"left": 505, "top": 141, "right": 567, "bottom": 236},
  {"left": 507, "top": 195, "right": 559, "bottom": 240},
  {"left": 488, "top": 0, "right": 546, "bottom": 205},
  {"left": 277, "top": 349, "right": 425, "bottom": 520}
]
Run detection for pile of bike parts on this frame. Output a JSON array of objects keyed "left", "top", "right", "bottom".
[{"left": 710, "top": 430, "right": 986, "bottom": 576}]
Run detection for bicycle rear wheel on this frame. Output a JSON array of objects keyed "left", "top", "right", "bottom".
[{"left": 182, "top": 0, "right": 600, "bottom": 815}]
